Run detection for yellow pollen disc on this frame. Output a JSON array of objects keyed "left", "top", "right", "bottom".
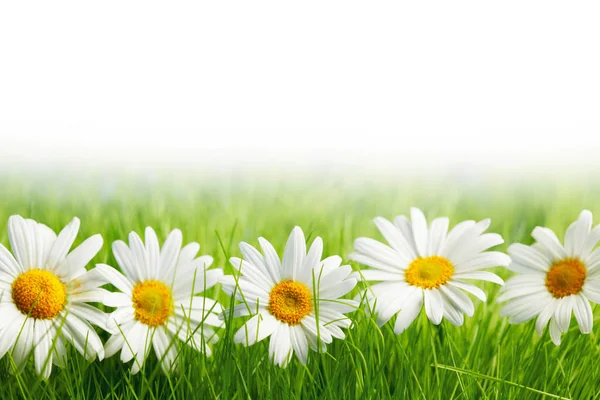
[
  {"left": 545, "top": 258, "right": 586, "bottom": 298},
  {"left": 405, "top": 256, "right": 455, "bottom": 289},
  {"left": 267, "top": 280, "right": 313, "bottom": 325},
  {"left": 11, "top": 269, "right": 66, "bottom": 319},
  {"left": 131, "top": 280, "right": 174, "bottom": 327}
]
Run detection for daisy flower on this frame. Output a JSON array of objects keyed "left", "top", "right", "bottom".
[
  {"left": 349, "top": 207, "right": 508, "bottom": 334},
  {"left": 0, "top": 216, "right": 107, "bottom": 379},
  {"left": 220, "top": 227, "right": 359, "bottom": 368},
  {"left": 96, "top": 227, "right": 224, "bottom": 374},
  {"left": 498, "top": 210, "right": 600, "bottom": 345}
]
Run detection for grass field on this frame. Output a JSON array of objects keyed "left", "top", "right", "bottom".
[{"left": 1, "top": 172, "right": 599, "bottom": 399}]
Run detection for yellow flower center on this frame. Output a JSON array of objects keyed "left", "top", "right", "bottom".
[
  {"left": 267, "top": 280, "right": 313, "bottom": 325},
  {"left": 131, "top": 280, "right": 174, "bottom": 327},
  {"left": 405, "top": 256, "right": 454, "bottom": 289},
  {"left": 11, "top": 269, "right": 66, "bottom": 319},
  {"left": 545, "top": 258, "right": 586, "bottom": 298}
]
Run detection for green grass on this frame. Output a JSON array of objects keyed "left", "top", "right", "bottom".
[{"left": 1, "top": 173, "right": 600, "bottom": 399}]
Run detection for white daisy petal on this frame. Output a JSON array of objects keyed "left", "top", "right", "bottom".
[
  {"left": 0, "top": 243, "right": 21, "bottom": 276},
  {"left": 33, "top": 320, "right": 53, "bottom": 379},
  {"left": 439, "top": 220, "right": 476, "bottom": 259},
  {"left": 453, "top": 271, "right": 504, "bottom": 285},
  {"left": 172, "top": 267, "right": 222, "bottom": 299},
  {"left": 174, "top": 297, "right": 222, "bottom": 326},
  {"left": 229, "top": 257, "right": 273, "bottom": 292},
  {"left": 317, "top": 307, "right": 351, "bottom": 329},
  {"left": 447, "top": 281, "right": 486, "bottom": 302},
  {"left": 258, "top": 237, "right": 282, "bottom": 283},
  {"left": 427, "top": 217, "right": 449, "bottom": 256},
  {"left": 585, "top": 251, "right": 600, "bottom": 276},
  {"left": 320, "top": 255, "right": 343, "bottom": 275},
  {"left": 315, "top": 265, "right": 354, "bottom": 292},
  {"left": 234, "top": 313, "right": 279, "bottom": 346},
  {"left": 155, "top": 329, "right": 179, "bottom": 374},
  {"left": 37, "top": 223, "right": 57, "bottom": 261},
  {"left": 52, "top": 337, "right": 67, "bottom": 368},
  {"left": 225, "top": 278, "right": 269, "bottom": 304},
  {"left": 555, "top": 297, "right": 573, "bottom": 333},
  {"left": 12, "top": 318, "right": 34, "bottom": 369},
  {"left": 95, "top": 263, "right": 134, "bottom": 295},
  {"left": 374, "top": 285, "right": 417, "bottom": 326},
  {"left": 500, "top": 274, "right": 546, "bottom": 290},
  {"left": 225, "top": 303, "right": 262, "bottom": 319},
  {"left": 59, "top": 234, "right": 103, "bottom": 278},
  {"left": 358, "top": 269, "right": 403, "bottom": 282},
  {"left": 63, "top": 313, "right": 104, "bottom": 361},
  {"left": 269, "top": 324, "right": 293, "bottom": 368},
  {"left": 68, "top": 268, "right": 108, "bottom": 295},
  {"left": 375, "top": 216, "right": 417, "bottom": 260},
  {"left": 497, "top": 285, "right": 547, "bottom": 303},
  {"left": 323, "top": 323, "right": 346, "bottom": 340},
  {"left": 532, "top": 227, "right": 567, "bottom": 262},
  {"left": 120, "top": 322, "right": 145, "bottom": 363},
  {"left": 319, "top": 277, "right": 358, "bottom": 300},
  {"left": 106, "top": 307, "right": 136, "bottom": 332},
  {"left": 69, "top": 303, "right": 112, "bottom": 333},
  {"left": 439, "top": 284, "right": 474, "bottom": 317},
  {"left": 581, "top": 225, "right": 600, "bottom": 261},
  {"left": 449, "top": 233, "right": 504, "bottom": 267},
  {"left": 392, "top": 215, "right": 418, "bottom": 258},
  {"left": 535, "top": 301, "right": 557, "bottom": 336},
  {"left": 549, "top": 317, "right": 562, "bottom": 345},
  {"left": 363, "top": 281, "right": 409, "bottom": 303},
  {"left": 348, "top": 252, "right": 401, "bottom": 273},
  {"left": 573, "top": 294, "right": 593, "bottom": 334},
  {"left": 442, "top": 301, "right": 464, "bottom": 326},
  {"left": 507, "top": 243, "right": 552, "bottom": 271},
  {"left": 0, "top": 271, "right": 12, "bottom": 290},
  {"left": 176, "top": 242, "right": 200, "bottom": 268},
  {"left": 7, "top": 216, "right": 32, "bottom": 270},
  {"left": 303, "top": 237, "right": 323, "bottom": 274},
  {"left": 158, "top": 229, "right": 183, "bottom": 281},
  {"left": 507, "top": 262, "right": 542, "bottom": 275},
  {"left": 290, "top": 325, "right": 309, "bottom": 364},
  {"left": 145, "top": 227, "right": 161, "bottom": 279},
  {"left": 0, "top": 308, "right": 22, "bottom": 358},
  {"left": 131, "top": 325, "right": 152, "bottom": 375},
  {"left": 583, "top": 280, "right": 600, "bottom": 302},
  {"left": 392, "top": 289, "right": 423, "bottom": 334},
  {"left": 301, "top": 315, "right": 333, "bottom": 346},
  {"left": 71, "top": 288, "right": 113, "bottom": 304},
  {"left": 112, "top": 240, "right": 141, "bottom": 282},
  {"left": 352, "top": 237, "right": 408, "bottom": 269},
  {"left": 239, "top": 242, "right": 274, "bottom": 285},
  {"left": 503, "top": 293, "right": 547, "bottom": 324},
  {"left": 30, "top": 220, "right": 48, "bottom": 270},
  {"left": 129, "top": 232, "right": 150, "bottom": 281},
  {"left": 424, "top": 289, "right": 443, "bottom": 325},
  {"left": 455, "top": 252, "right": 511, "bottom": 272},
  {"left": 104, "top": 292, "right": 132, "bottom": 307},
  {"left": 565, "top": 210, "right": 592, "bottom": 257},
  {"left": 45, "top": 217, "right": 80, "bottom": 271},
  {"left": 282, "top": 227, "right": 306, "bottom": 281},
  {"left": 104, "top": 323, "right": 132, "bottom": 359},
  {"left": 410, "top": 208, "right": 429, "bottom": 257}
]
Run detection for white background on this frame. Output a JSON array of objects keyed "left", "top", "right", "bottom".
[{"left": 0, "top": 1, "right": 599, "bottom": 175}]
